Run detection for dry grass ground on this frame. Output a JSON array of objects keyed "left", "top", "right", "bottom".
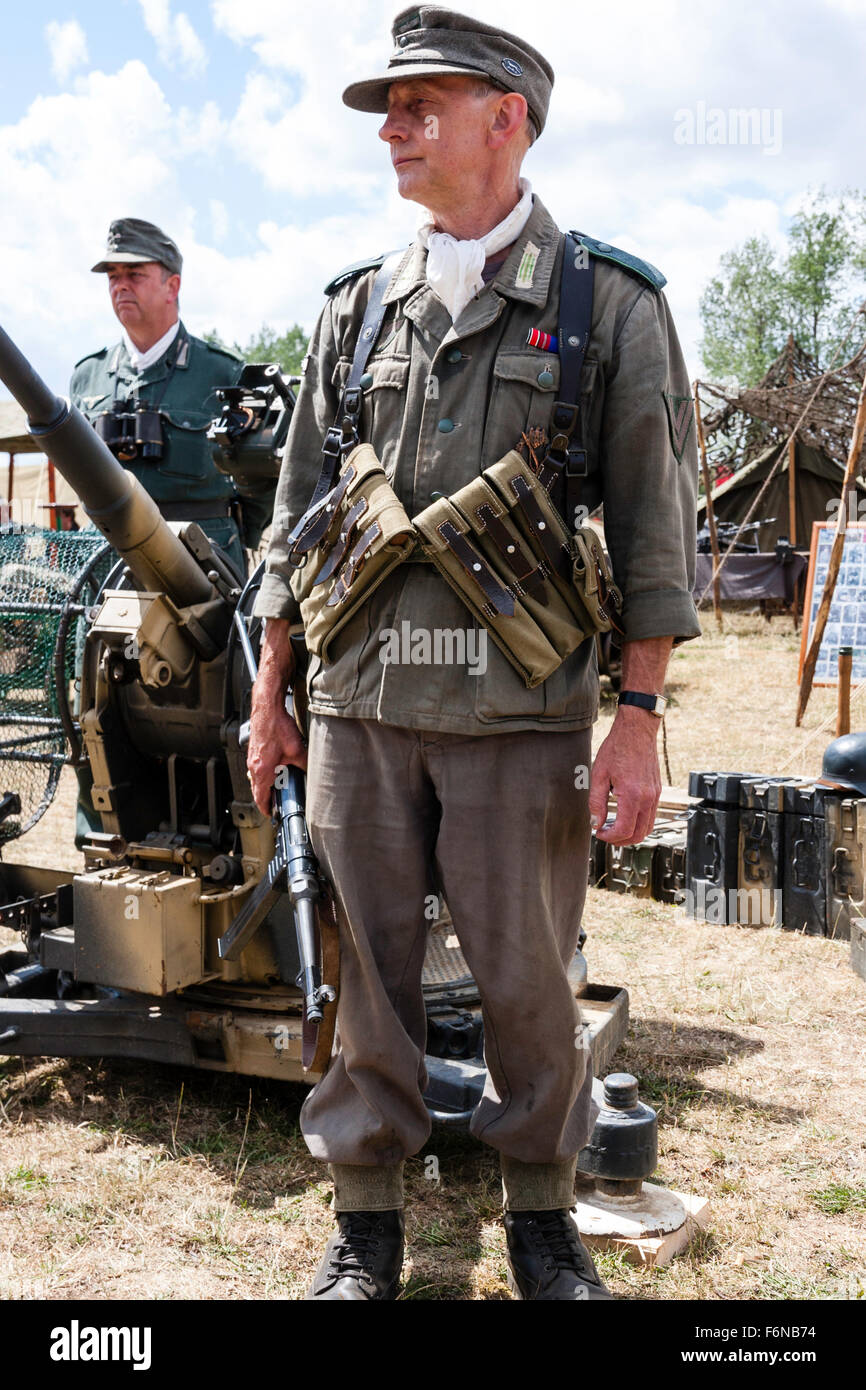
[{"left": 1, "top": 610, "right": 865, "bottom": 1300}]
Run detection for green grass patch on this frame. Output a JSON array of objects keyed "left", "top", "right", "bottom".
[{"left": 809, "top": 1183, "right": 866, "bottom": 1216}]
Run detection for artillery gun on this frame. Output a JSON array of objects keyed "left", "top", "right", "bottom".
[{"left": 0, "top": 325, "right": 628, "bottom": 1119}]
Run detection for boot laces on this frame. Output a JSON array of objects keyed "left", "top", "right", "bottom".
[
  {"left": 530, "top": 1210, "right": 592, "bottom": 1276},
  {"left": 328, "top": 1213, "right": 382, "bottom": 1282}
]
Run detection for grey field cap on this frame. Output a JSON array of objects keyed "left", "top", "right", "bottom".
[
  {"left": 91, "top": 218, "right": 183, "bottom": 275},
  {"left": 342, "top": 5, "right": 554, "bottom": 136}
]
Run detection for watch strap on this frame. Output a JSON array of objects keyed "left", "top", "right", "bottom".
[{"left": 618, "top": 690, "right": 667, "bottom": 716}]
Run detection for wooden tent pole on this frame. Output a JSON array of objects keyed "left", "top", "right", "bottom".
[
  {"left": 787, "top": 333, "right": 797, "bottom": 546},
  {"left": 796, "top": 366, "right": 866, "bottom": 725},
  {"left": 694, "top": 381, "right": 723, "bottom": 630},
  {"left": 47, "top": 457, "right": 57, "bottom": 531}
]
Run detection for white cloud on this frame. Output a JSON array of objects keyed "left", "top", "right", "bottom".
[
  {"left": 2, "top": 0, "right": 865, "bottom": 399},
  {"left": 44, "top": 19, "right": 89, "bottom": 84},
  {"left": 137, "top": 0, "right": 207, "bottom": 78},
  {"left": 210, "top": 198, "right": 229, "bottom": 243}
]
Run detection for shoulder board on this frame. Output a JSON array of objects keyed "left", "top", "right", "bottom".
[
  {"left": 324, "top": 253, "right": 386, "bottom": 297},
  {"left": 73, "top": 345, "right": 109, "bottom": 369},
  {"left": 200, "top": 337, "right": 243, "bottom": 363},
  {"left": 571, "top": 232, "right": 666, "bottom": 291}
]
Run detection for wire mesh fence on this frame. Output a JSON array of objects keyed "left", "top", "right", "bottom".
[{"left": 0, "top": 527, "right": 111, "bottom": 844}]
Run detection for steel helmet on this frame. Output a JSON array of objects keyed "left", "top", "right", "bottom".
[{"left": 819, "top": 732, "right": 866, "bottom": 797}]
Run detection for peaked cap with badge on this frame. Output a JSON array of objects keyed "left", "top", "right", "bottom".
[
  {"left": 342, "top": 4, "right": 554, "bottom": 135},
  {"left": 91, "top": 218, "right": 183, "bottom": 276}
]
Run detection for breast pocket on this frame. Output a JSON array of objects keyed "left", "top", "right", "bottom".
[
  {"left": 158, "top": 407, "right": 219, "bottom": 483},
  {"left": 480, "top": 350, "right": 561, "bottom": 467}
]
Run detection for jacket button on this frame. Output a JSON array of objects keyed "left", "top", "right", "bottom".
[
  {"left": 537, "top": 370, "right": 554, "bottom": 387},
  {"left": 437, "top": 418, "right": 454, "bottom": 433},
  {"left": 359, "top": 372, "right": 373, "bottom": 389},
  {"left": 446, "top": 347, "right": 462, "bottom": 363},
  {"left": 596, "top": 241, "right": 611, "bottom": 252}
]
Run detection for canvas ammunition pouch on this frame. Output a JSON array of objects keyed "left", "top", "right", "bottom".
[
  {"left": 413, "top": 451, "right": 621, "bottom": 687},
  {"left": 289, "top": 443, "right": 415, "bottom": 662},
  {"left": 285, "top": 233, "right": 622, "bottom": 682}
]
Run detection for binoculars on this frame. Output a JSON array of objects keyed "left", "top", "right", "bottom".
[{"left": 95, "top": 403, "right": 164, "bottom": 461}]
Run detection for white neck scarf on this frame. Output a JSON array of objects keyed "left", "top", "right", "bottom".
[
  {"left": 122, "top": 319, "right": 180, "bottom": 373},
  {"left": 417, "top": 178, "right": 533, "bottom": 323}
]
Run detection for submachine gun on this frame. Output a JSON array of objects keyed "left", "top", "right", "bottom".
[
  {"left": 0, "top": 326, "right": 629, "bottom": 1120},
  {"left": 0, "top": 322, "right": 337, "bottom": 1078}
]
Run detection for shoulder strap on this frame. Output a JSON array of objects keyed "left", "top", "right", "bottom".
[
  {"left": 535, "top": 232, "right": 595, "bottom": 525},
  {"left": 285, "top": 249, "right": 404, "bottom": 561}
]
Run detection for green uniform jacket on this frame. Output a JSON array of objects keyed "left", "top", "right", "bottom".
[
  {"left": 254, "top": 195, "right": 701, "bottom": 735},
  {"left": 70, "top": 321, "right": 275, "bottom": 559}
]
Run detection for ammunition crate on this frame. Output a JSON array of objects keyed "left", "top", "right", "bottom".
[{"left": 782, "top": 782, "right": 826, "bottom": 936}]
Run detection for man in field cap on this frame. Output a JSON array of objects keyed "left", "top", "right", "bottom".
[
  {"left": 70, "top": 217, "right": 275, "bottom": 845},
  {"left": 251, "top": 4, "right": 700, "bottom": 1300},
  {"left": 70, "top": 216, "right": 272, "bottom": 570}
]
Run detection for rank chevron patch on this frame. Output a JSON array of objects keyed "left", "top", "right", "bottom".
[{"left": 663, "top": 392, "right": 695, "bottom": 464}]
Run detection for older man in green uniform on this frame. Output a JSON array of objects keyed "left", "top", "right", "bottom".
[
  {"left": 249, "top": 6, "right": 700, "bottom": 1300},
  {"left": 71, "top": 217, "right": 274, "bottom": 572},
  {"left": 71, "top": 218, "right": 274, "bottom": 844}
]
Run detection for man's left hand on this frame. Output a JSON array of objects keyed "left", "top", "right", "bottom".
[{"left": 589, "top": 705, "right": 663, "bottom": 845}]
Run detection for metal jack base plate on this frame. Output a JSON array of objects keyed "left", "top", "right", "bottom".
[{"left": 574, "top": 1181, "right": 712, "bottom": 1267}]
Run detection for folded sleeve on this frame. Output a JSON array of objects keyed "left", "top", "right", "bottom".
[{"left": 599, "top": 287, "right": 702, "bottom": 645}]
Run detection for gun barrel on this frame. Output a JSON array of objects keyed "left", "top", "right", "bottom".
[{"left": 0, "top": 322, "right": 214, "bottom": 609}]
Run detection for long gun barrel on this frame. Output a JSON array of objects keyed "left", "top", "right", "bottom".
[{"left": 0, "top": 322, "right": 214, "bottom": 609}]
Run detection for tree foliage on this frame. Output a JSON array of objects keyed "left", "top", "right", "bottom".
[
  {"left": 699, "top": 189, "right": 866, "bottom": 386},
  {"left": 202, "top": 323, "right": 308, "bottom": 376}
]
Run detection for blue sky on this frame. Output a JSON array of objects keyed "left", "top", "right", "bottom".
[{"left": 1, "top": 0, "right": 865, "bottom": 398}]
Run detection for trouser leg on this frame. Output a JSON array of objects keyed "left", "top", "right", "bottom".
[
  {"left": 425, "top": 726, "right": 598, "bottom": 1168},
  {"left": 300, "top": 715, "right": 436, "bottom": 1167}
]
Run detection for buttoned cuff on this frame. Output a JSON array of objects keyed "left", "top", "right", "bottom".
[
  {"left": 619, "top": 589, "right": 702, "bottom": 646},
  {"left": 252, "top": 571, "right": 302, "bottom": 624}
]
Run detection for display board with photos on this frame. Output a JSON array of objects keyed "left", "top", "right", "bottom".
[{"left": 799, "top": 521, "right": 866, "bottom": 686}]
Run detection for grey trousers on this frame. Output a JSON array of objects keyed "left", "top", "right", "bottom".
[{"left": 301, "top": 715, "right": 598, "bottom": 1190}]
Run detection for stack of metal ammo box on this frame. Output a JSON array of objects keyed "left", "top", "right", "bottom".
[
  {"left": 588, "top": 771, "right": 866, "bottom": 942},
  {"left": 685, "top": 770, "right": 864, "bottom": 939}
]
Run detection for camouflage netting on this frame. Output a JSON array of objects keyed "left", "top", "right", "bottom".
[{"left": 0, "top": 527, "right": 111, "bottom": 844}]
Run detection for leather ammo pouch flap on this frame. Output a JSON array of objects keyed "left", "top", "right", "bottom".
[
  {"left": 483, "top": 451, "right": 622, "bottom": 636},
  {"left": 412, "top": 450, "right": 622, "bottom": 690},
  {"left": 290, "top": 442, "right": 416, "bottom": 662}
]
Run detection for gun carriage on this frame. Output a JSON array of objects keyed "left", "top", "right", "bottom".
[{"left": 0, "top": 325, "right": 627, "bottom": 1120}]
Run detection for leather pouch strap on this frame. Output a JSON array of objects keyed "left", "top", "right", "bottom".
[
  {"left": 290, "top": 463, "right": 357, "bottom": 559},
  {"left": 327, "top": 522, "right": 382, "bottom": 607},
  {"left": 313, "top": 497, "right": 369, "bottom": 586},
  {"left": 471, "top": 501, "right": 548, "bottom": 604},
  {"left": 286, "top": 249, "right": 404, "bottom": 555},
  {"left": 536, "top": 232, "right": 594, "bottom": 514},
  {"left": 508, "top": 472, "right": 572, "bottom": 580},
  {"left": 436, "top": 520, "right": 515, "bottom": 618}
]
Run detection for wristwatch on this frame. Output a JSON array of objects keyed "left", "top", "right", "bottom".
[{"left": 617, "top": 690, "right": 667, "bottom": 717}]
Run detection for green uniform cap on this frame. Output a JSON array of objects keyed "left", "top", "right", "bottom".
[
  {"left": 342, "top": 4, "right": 554, "bottom": 136},
  {"left": 91, "top": 218, "right": 183, "bottom": 276}
]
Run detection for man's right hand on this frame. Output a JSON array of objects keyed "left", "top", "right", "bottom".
[{"left": 247, "top": 617, "right": 308, "bottom": 816}]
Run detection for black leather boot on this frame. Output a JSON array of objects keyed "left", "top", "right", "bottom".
[
  {"left": 304, "top": 1209, "right": 405, "bottom": 1300},
  {"left": 504, "top": 1208, "right": 612, "bottom": 1301}
]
